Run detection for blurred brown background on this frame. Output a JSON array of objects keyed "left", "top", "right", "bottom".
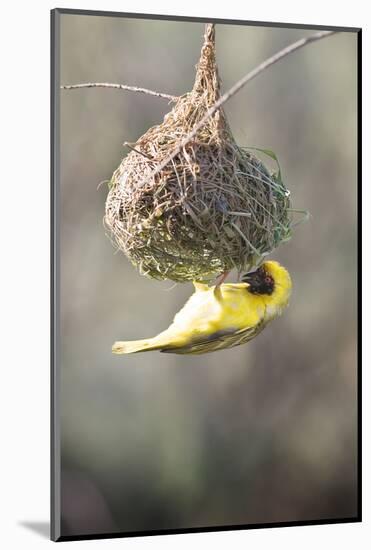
[{"left": 59, "top": 14, "right": 358, "bottom": 537}]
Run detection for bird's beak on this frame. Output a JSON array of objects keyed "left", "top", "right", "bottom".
[{"left": 242, "top": 270, "right": 259, "bottom": 285}]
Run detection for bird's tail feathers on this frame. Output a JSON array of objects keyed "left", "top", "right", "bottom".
[{"left": 112, "top": 338, "right": 162, "bottom": 355}]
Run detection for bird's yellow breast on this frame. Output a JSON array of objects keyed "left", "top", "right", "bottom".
[
  {"left": 171, "top": 284, "right": 266, "bottom": 338},
  {"left": 214, "top": 284, "right": 266, "bottom": 329}
]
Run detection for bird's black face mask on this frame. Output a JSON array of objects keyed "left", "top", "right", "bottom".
[{"left": 242, "top": 266, "right": 275, "bottom": 295}]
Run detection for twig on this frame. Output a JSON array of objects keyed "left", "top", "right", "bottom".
[
  {"left": 123, "top": 141, "right": 152, "bottom": 159},
  {"left": 60, "top": 82, "right": 177, "bottom": 101},
  {"left": 142, "top": 30, "right": 337, "bottom": 185}
]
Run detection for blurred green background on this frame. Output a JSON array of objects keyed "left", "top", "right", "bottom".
[{"left": 59, "top": 14, "right": 358, "bottom": 536}]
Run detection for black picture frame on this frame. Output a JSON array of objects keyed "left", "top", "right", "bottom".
[{"left": 51, "top": 8, "right": 362, "bottom": 542}]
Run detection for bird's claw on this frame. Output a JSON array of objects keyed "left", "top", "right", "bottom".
[{"left": 215, "top": 271, "right": 229, "bottom": 287}]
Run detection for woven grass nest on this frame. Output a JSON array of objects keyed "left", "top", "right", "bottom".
[{"left": 105, "top": 24, "right": 293, "bottom": 282}]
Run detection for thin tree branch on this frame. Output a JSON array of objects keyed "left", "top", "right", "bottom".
[
  {"left": 123, "top": 141, "right": 152, "bottom": 159},
  {"left": 142, "top": 30, "right": 337, "bottom": 185},
  {"left": 60, "top": 82, "right": 177, "bottom": 101}
]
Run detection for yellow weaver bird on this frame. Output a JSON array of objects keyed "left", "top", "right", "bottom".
[{"left": 112, "top": 261, "right": 292, "bottom": 355}]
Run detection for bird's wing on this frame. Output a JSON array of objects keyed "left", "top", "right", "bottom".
[{"left": 161, "top": 319, "right": 266, "bottom": 355}]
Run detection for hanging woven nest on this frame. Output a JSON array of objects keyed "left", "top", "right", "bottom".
[{"left": 104, "top": 24, "right": 292, "bottom": 282}]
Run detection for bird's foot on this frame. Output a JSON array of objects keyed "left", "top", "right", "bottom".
[{"left": 215, "top": 271, "right": 229, "bottom": 287}]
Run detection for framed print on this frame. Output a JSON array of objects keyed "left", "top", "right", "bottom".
[{"left": 51, "top": 8, "right": 361, "bottom": 542}]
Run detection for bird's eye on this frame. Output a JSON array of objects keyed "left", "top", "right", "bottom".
[{"left": 265, "top": 277, "right": 272, "bottom": 284}]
